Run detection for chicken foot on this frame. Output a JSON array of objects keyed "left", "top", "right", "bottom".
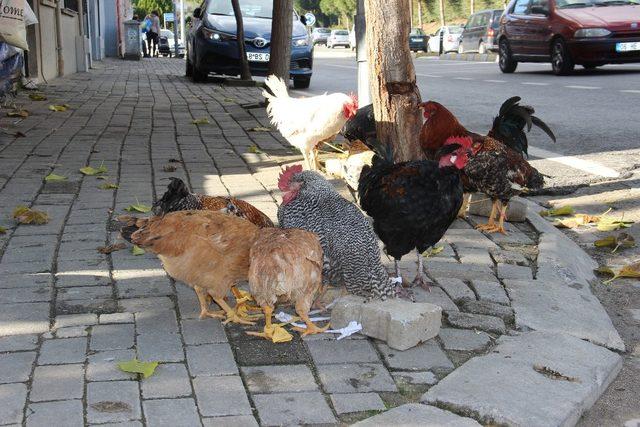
[
  {"left": 411, "top": 250, "right": 432, "bottom": 291},
  {"left": 214, "top": 297, "right": 257, "bottom": 326},
  {"left": 194, "top": 286, "right": 225, "bottom": 319},
  {"left": 292, "top": 301, "right": 330, "bottom": 336},
  {"left": 475, "top": 199, "right": 499, "bottom": 232}
]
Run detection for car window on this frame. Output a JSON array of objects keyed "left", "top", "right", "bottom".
[
  {"left": 207, "top": 0, "right": 272, "bottom": 19},
  {"left": 491, "top": 10, "right": 503, "bottom": 28},
  {"left": 410, "top": 28, "right": 424, "bottom": 35},
  {"left": 529, "top": 0, "right": 550, "bottom": 13},
  {"left": 449, "top": 26, "right": 463, "bottom": 34},
  {"left": 468, "top": 14, "right": 479, "bottom": 27},
  {"left": 334, "top": 30, "right": 349, "bottom": 35},
  {"left": 512, "top": 0, "right": 530, "bottom": 14}
]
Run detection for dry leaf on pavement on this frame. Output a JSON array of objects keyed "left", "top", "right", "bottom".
[
  {"left": 191, "top": 118, "right": 210, "bottom": 125},
  {"left": 7, "top": 109, "right": 29, "bottom": 118},
  {"left": 540, "top": 206, "right": 575, "bottom": 217},
  {"left": 162, "top": 165, "right": 177, "bottom": 172},
  {"left": 44, "top": 173, "right": 67, "bottom": 182},
  {"left": 97, "top": 243, "right": 127, "bottom": 254},
  {"left": 79, "top": 163, "right": 108, "bottom": 176},
  {"left": 0, "top": 226, "right": 6, "bottom": 234},
  {"left": 594, "top": 233, "right": 636, "bottom": 253},
  {"left": 98, "top": 183, "right": 119, "bottom": 190},
  {"left": 597, "top": 261, "right": 640, "bottom": 284},
  {"left": 247, "top": 145, "right": 263, "bottom": 154},
  {"left": 125, "top": 202, "right": 151, "bottom": 213},
  {"left": 12, "top": 206, "right": 49, "bottom": 224},
  {"left": 117, "top": 359, "right": 159, "bottom": 379},
  {"left": 249, "top": 126, "right": 271, "bottom": 132},
  {"left": 29, "top": 93, "right": 47, "bottom": 101},
  {"left": 596, "top": 214, "right": 634, "bottom": 232},
  {"left": 131, "top": 245, "right": 145, "bottom": 256}
]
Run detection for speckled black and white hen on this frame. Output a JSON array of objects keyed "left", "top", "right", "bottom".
[{"left": 277, "top": 165, "right": 397, "bottom": 300}]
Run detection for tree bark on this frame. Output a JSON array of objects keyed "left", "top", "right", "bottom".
[
  {"left": 268, "top": 0, "right": 293, "bottom": 80},
  {"left": 417, "top": 0, "right": 423, "bottom": 28},
  {"left": 231, "top": 0, "right": 252, "bottom": 80},
  {"left": 439, "top": 0, "right": 446, "bottom": 26},
  {"left": 470, "top": 0, "right": 475, "bottom": 15},
  {"left": 365, "top": 0, "right": 424, "bottom": 163}
]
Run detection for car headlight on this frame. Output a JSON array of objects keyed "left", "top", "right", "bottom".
[
  {"left": 574, "top": 28, "right": 611, "bottom": 38},
  {"left": 202, "top": 27, "right": 233, "bottom": 41},
  {"left": 293, "top": 37, "right": 309, "bottom": 46}
]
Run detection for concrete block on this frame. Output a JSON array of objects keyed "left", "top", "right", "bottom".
[
  {"left": 331, "top": 296, "right": 442, "bottom": 351},
  {"left": 307, "top": 339, "right": 380, "bottom": 364},
  {"left": 468, "top": 193, "right": 527, "bottom": 222},
  {"left": 90, "top": 324, "right": 135, "bottom": 351},
  {"left": 392, "top": 371, "right": 438, "bottom": 386},
  {"left": 142, "top": 398, "right": 201, "bottom": 427},
  {"left": 446, "top": 312, "right": 506, "bottom": 335},
  {"left": 353, "top": 403, "right": 481, "bottom": 426},
  {"left": 186, "top": 343, "right": 238, "bottom": 376},
  {"left": 439, "top": 328, "right": 492, "bottom": 352},
  {"left": 0, "top": 334, "right": 38, "bottom": 352},
  {"left": 87, "top": 381, "right": 141, "bottom": 424},
  {"left": 422, "top": 332, "right": 622, "bottom": 427},
  {"left": 141, "top": 363, "right": 192, "bottom": 399},
  {"left": 253, "top": 392, "right": 336, "bottom": 426},
  {"left": 31, "top": 364, "right": 84, "bottom": 402},
  {"left": 38, "top": 337, "right": 88, "bottom": 365},
  {"left": 378, "top": 341, "right": 454, "bottom": 375},
  {"left": 459, "top": 300, "right": 514, "bottom": 322},
  {"left": 0, "top": 352, "right": 36, "bottom": 383},
  {"left": 99, "top": 313, "right": 134, "bottom": 324},
  {"left": 202, "top": 416, "right": 259, "bottom": 427},
  {"left": 26, "top": 400, "right": 84, "bottom": 427},
  {"left": 470, "top": 280, "right": 510, "bottom": 305},
  {"left": 87, "top": 349, "right": 136, "bottom": 381},
  {"left": 56, "top": 326, "right": 89, "bottom": 338},
  {"left": 435, "top": 278, "right": 476, "bottom": 303},
  {"left": 331, "top": 393, "right": 386, "bottom": 414},
  {"left": 497, "top": 264, "right": 534, "bottom": 280},
  {"left": 0, "top": 383, "right": 27, "bottom": 425},
  {"left": 193, "top": 376, "right": 252, "bottom": 417},
  {"left": 181, "top": 318, "right": 227, "bottom": 345},
  {"left": 316, "top": 363, "right": 397, "bottom": 393},
  {"left": 241, "top": 365, "right": 318, "bottom": 393}
]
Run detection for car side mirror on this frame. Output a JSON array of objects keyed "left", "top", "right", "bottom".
[
  {"left": 193, "top": 7, "right": 201, "bottom": 18},
  {"left": 530, "top": 6, "right": 549, "bottom": 15},
  {"left": 300, "top": 15, "right": 307, "bottom": 25}
]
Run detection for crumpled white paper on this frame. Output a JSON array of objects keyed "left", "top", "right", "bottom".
[
  {"left": 390, "top": 276, "right": 403, "bottom": 285},
  {"left": 325, "top": 321, "right": 362, "bottom": 340}
]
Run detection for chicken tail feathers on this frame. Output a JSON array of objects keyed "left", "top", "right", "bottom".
[
  {"left": 361, "top": 137, "right": 394, "bottom": 166},
  {"left": 153, "top": 177, "right": 192, "bottom": 215},
  {"left": 489, "top": 96, "right": 556, "bottom": 157},
  {"left": 262, "top": 75, "right": 289, "bottom": 101}
]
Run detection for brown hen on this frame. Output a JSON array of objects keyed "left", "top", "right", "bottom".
[
  {"left": 119, "top": 211, "right": 259, "bottom": 325},
  {"left": 248, "top": 227, "right": 328, "bottom": 337}
]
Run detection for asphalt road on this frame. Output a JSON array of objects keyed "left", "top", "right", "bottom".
[{"left": 295, "top": 47, "right": 640, "bottom": 193}]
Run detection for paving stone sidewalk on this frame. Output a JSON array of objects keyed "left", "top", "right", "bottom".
[{"left": 0, "top": 58, "right": 626, "bottom": 426}]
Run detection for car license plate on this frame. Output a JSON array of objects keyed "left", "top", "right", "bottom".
[
  {"left": 247, "top": 52, "right": 270, "bottom": 62},
  {"left": 616, "top": 42, "right": 640, "bottom": 53}
]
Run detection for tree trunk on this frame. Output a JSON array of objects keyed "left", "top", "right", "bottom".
[
  {"left": 268, "top": 0, "right": 293, "bottom": 80},
  {"left": 410, "top": 0, "right": 413, "bottom": 27},
  {"left": 417, "top": 0, "right": 423, "bottom": 28},
  {"left": 470, "top": 0, "right": 475, "bottom": 15},
  {"left": 439, "top": 0, "right": 446, "bottom": 26},
  {"left": 231, "top": 0, "right": 252, "bottom": 80},
  {"left": 365, "top": 0, "right": 424, "bottom": 163}
]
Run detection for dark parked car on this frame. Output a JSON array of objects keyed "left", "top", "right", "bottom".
[
  {"left": 409, "top": 27, "right": 429, "bottom": 52},
  {"left": 186, "top": 0, "right": 313, "bottom": 88},
  {"left": 459, "top": 9, "right": 503, "bottom": 53},
  {"left": 499, "top": 0, "right": 640, "bottom": 75}
]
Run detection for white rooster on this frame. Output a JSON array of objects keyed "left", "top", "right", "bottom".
[{"left": 262, "top": 75, "right": 359, "bottom": 170}]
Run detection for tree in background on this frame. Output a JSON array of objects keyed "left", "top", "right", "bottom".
[
  {"left": 231, "top": 0, "right": 252, "bottom": 80},
  {"left": 439, "top": 0, "right": 446, "bottom": 25},
  {"left": 319, "top": 0, "right": 356, "bottom": 27},
  {"left": 133, "top": 0, "right": 174, "bottom": 20},
  {"left": 268, "top": 0, "right": 293, "bottom": 80}
]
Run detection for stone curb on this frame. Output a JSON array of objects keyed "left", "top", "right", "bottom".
[{"left": 439, "top": 52, "right": 498, "bottom": 62}]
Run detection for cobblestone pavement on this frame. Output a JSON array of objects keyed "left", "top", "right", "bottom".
[{"left": 0, "top": 58, "right": 627, "bottom": 426}]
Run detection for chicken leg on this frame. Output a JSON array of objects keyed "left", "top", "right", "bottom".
[
  {"left": 493, "top": 203, "right": 509, "bottom": 234},
  {"left": 213, "top": 297, "right": 256, "bottom": 326},
  {"left": 292, "top": 300, "right": 330, "bottom": 336},
  {"left": 457, "top": 193, "right": 471, "bottom": 218},
  {"left": 411, "top": 249, "right": 431, "bottom": 291},
  {"left": 194, "top": 286, "right": 225, "bottom": 319},
  {"left": 475, "top": 199, "right": 499, "bottom": 232}
]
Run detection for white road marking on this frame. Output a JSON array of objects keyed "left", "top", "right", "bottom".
[
  {"left": 529, "top": 146, "right": 620, "bottom": 178},
  {"left": 323, "top": 64, "right": 357, "bottom": 70},
  {"left": 416, "top": 73, "right": 442, "bottom": 78},
  {"left": 565, "top": 85, "right": 601, "bottom": 90},
  {"left": 521, "top": 82, "right": 549, "bottom": 86},
  {"left": 620, "top": 89, "right": 640, "bottom": 94},
  {"left": 484, "top": 79, "right": 506, "bottom": 83},
  {"left": 454, "top": 77, "right": 474, "bottom": 80}
]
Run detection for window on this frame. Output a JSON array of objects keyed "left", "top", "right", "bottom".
[
  {"left": 468, "top": 15, "right": 479, "bottom": 27},
  {"left": 529, "top": 0, "right": 549, "bottom": 14},
  {"left": 449, "top": 26, "right": 463, "bottom": 34},
  {"left": 207, "top": 0, "right": 273, "bottom": 19},
  {"left": 512, "top": 0, "right": 530, "bottom": 14},
  {"left": 64, "top": 0, "right": 79, "bottom": 12}
]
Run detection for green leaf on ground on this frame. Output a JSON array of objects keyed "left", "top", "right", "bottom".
[
  {"left": 44, "top": 173, "right": 67, "bottom": 182},
  {"left": 131, "top": 245, "right": 145, "bottom": 256},
  {"left": 99, "top": 183, "right": 119, "bottom": 190},
  {"left": 540, "top": 206, "right": 575, "bottom": 217},
  {"left": 125, "top": 202, "right": 151, "bottom": 213},
  {"left": 249, "top": 126, "right": 271, "bottom": 132},
  {"left": 598, "top": 262, "right": 640, "bottom": 284},
  {"left": 247, "top": 145, "right": 263, "bottom": 154},
  {"left": 594, "top": 233, "right": 635, "bottom": 253},
  {"left": 79, "top": 163, "right": 108, "bottom": 176},
  {"left": 421, "top": 245, "right": 444, "bottom": 258},
  {"left": 223, "top": 97, "right": 235, "bottom": 102},
  {"left": 191, "top": 118, "right": 210, "bottom": 125},
  {"left": 117, "top": 359, "right": 159, "bottom": 379},
  {"left": 29, "top": 93, "right": 47, "bottom": 101},
  {"left": 49, "top": 104, "right": 69, "bottom": 112},
  {"left": 0, "top": 226, "right": 6, "bottom": 234},
  {"left": 12, "top": 206, "right": 49, "bottom": 224},
  {"left": 596, "top": 215, "right": 634, "bottom": 232},
  {"left": 7, "top": 109, "right": 29, "bottom": 118}
]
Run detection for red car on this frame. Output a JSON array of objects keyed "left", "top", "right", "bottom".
[{"left": 498, "top": 0, "right": 640, "bottom": 75}]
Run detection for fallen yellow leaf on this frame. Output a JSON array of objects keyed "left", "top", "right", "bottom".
[
  {"left": 247, "top": 145, "right": 263, "bottom": 154},
  {"left": 125, "top": 202, "right": 151, "bottom": 213},
  {"left": 7, "top": 109, "right": 29, "bottom": 118},
  {"left": 79, "top": 163, "right": 108, "bottom": 176},
  {"left": 98, "top": 183, "right": 119, "bottom": 190},
  {"left": 0, "top": 226, "right": 6, "bottom": 234},
  {"left": 191, "top": 118, "right": 210, "bottom": 125},
  {"left": 97, "top": 243, "right": 127, "bottom": 254},
  {"left": 117, "top": 359, "right": 159, "bottom": 379},
  {"left": 44, "top": 173, "right": 67, "bottom": 182},
  {"left": 131, "top": 245, "right": 145, "bottom": 256},
  {"left": 29, "top": 93, "right": 47, "bottom": 101},
  {"left": 598, "top": 261, "right": 640, "bottom": 284},
  {"left": 249, "top": 126, "right": 271, "bottom": 132},
  {"left": 540, "top": 206, "right": 575, "bottom": 217},
  {"left": 422, "top": 245, "right": 444, "bottom": 258},
  {"left": 49, "top": 104, "right": 69, "bottom": 112},
  {"left": 594, "top": 233, "right": 635, "bottom": 253},
  {"left": 12, "top": 206, "right": 49, "bottom": 224}
]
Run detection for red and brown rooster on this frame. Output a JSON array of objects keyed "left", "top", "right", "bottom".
[{"left": 419, "top": 97, "right": 556, "bottom": 233}]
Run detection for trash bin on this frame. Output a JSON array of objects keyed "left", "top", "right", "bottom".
[{"left": 123, "top": 20, "right": 141, "bottom": 60}]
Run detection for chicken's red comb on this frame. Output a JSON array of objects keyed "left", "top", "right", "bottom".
[
  {"left": 278, "top": 164, "right": 303, "bottom": 191},
  {"left": 444, "top": 136, "right": 473, "bottom": 149}
]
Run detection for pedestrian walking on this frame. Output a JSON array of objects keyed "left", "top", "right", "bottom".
[{"left": 146, "top": 11, "right": 161, "bottom": 58}]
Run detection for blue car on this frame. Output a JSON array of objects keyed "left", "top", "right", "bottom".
[{"left": 186, "top": 0, "right": 313, "bottom": 88}]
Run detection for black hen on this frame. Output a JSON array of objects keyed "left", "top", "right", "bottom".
[
  {"left": 341, "top": 104, "right": 376, "bottom": 144},
  {"left": 357, "top": 136, "right": 472, "bottom": 287}
]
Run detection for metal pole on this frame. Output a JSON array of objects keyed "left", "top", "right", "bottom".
[
  {"left": 355, "top": 0, "right": 370, "bottom": 106},
  {"left": 180, "top": 0, "right": 185, "bottom": 48},
  {"left": 173, "top": 3, "right": 179, "bottom": 57}
]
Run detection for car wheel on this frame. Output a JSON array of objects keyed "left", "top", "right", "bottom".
[
  {"left": 293, "top": 76, "right": 311, "bottom": 89},
  {"left": 478, "top": 41, "right": 486, "bottom": 54},
  {"left": 458, "top": 44, "right": 464, "bottom": 54},
  {"left": 551, "top": 38, "right": 574, "bottom": 76},
  {"left": 498, "top": 39, "right": 518, "bottom": 73}
]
